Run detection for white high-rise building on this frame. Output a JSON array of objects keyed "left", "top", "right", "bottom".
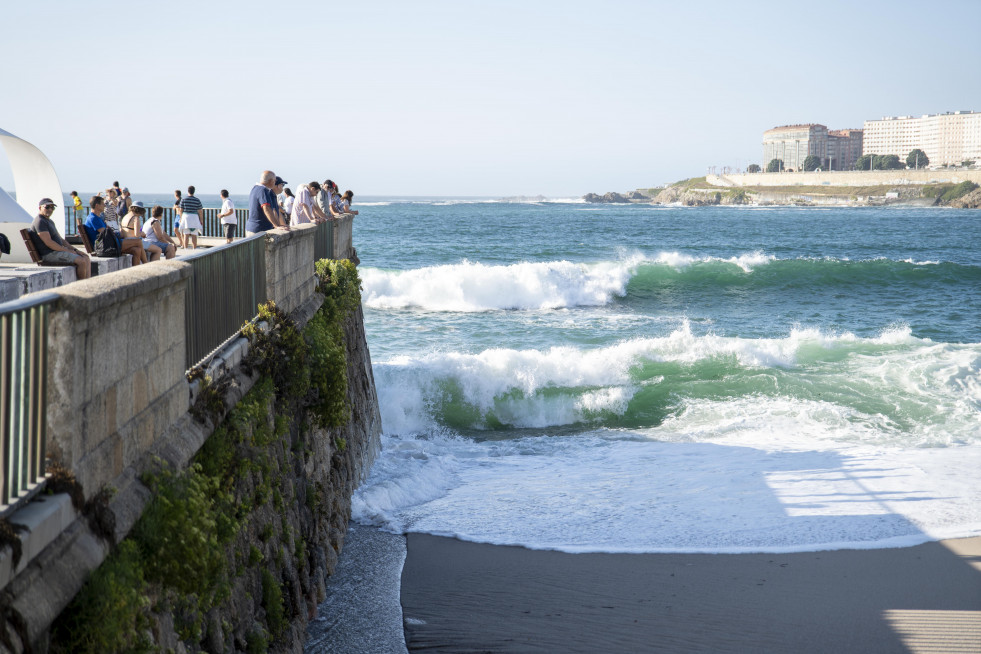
[{"left": 863, "top": 111, "right": 981, "bottom": 167}]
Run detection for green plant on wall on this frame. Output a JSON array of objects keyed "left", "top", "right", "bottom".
[{"left": 242, "top": 302, "right": 311, "bottom": 405}]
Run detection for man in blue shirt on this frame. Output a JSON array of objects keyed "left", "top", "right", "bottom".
[
  {"left": 246, "top": 170, "right": 290, "bottom": 235},
  {"left": 84, "top": 195, "right": 146, "bottom": 264}
]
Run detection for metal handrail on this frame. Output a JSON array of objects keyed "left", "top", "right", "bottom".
[
  {"left": 181, "top": 235, "right": 267, "bottom": 370},
  {"left": 64, "top": 207, "right": 250, "bottom": 239},
  {"left": 0, "top": 292, "right": 59, "bottom": 516}
]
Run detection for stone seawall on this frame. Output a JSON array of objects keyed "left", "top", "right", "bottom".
[
  {"left": 710, "top": 169, "right": 981, "bottom": 188},
  {"left": 0, "top": 222, "right": 381, "bottom": 653}
]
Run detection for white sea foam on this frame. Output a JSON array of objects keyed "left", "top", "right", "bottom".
[
  {"left": 361, "top": 257, "right": 642, "bottom": 311},
  {"left": 360, "top": 252, "right": 788, "bottom": 312},
  {"left": 653, "top": 250, "right": 776, "bottom": 272},
  {"left": 358, "top": 335, "right": 981, "bottom": 551},
  {"left": 374, "top": 324, "right": 981, "bottom": 442},
  {"left": 352, "top": 429, "right": 981, "bottom": 553}
]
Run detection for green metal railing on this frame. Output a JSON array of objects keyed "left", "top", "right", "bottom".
[
  {"left": 314, "top": 219, "right": 335, "bottom": 262},
  {"left": 65, "top": 207, "right": 250, "bottom": 239},
  {"left": 0, "top": 292, "right": 57, "bottom": 516},
  {"left": 182, "top": 235, "right": 267, "bottom": 370}
]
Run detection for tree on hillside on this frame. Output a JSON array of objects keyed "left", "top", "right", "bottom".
[
  {"left": 766, "top": 159, "right": 783, "bottom": 173},
  {"left": 907, "top": 149, "right": 929, "bottom": 169},
  {"left": 854, "top": 154, "right": 874, "bottom": 170},
  {"left": 879, "top": 154, "right": 904, "bottom": 170},
  {"left": 803, "top": 155, "right": 822, "bottom": 172},
  {"left": 747, "top": 164, "right": 761, "bottom": 173}
]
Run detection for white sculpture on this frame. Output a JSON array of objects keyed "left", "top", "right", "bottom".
[{"left": 0, "top": 128, "right": 65, "bottom": 264}]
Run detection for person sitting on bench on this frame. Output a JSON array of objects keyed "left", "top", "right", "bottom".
[{"left": 31, "top": 197, "right": 91, "bottom": 279}]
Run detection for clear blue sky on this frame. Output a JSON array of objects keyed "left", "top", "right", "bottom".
[{"left": 2, "top": 0, "right": 979, "bottom": 197}]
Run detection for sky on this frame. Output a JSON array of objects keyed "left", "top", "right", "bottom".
[{"left": 1, "top": 0, "right": 980, "bottom": 197}]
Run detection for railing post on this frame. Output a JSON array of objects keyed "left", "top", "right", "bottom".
[{"left": 0, "top": 293, "right": 57, "bottom": 516}]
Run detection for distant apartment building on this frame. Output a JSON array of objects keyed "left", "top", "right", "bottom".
[
  {"left": 762, "top": 124, "right": 862, "bottom": 171},
  {"left": 863, "top": 111, "right": 981, "bottom": 167},
  {"left": 827, "top": 129, "right": 864, "bottom": 171}
]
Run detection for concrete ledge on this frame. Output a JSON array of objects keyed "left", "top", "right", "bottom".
[
  {"left": 0, "top": 267, "right": 77, "bottom": 297},
  {"left": 0, "top": 276, "right": 23, "bottom": 303},
  {"left": 52, "top": 260, "right": 191, "bottom": 314},
  {"left": 89, "top": 254, "right": 133, "bottom": 276},
  {"left": 0, "top": 493, "right": 78, "bottom": 591}
]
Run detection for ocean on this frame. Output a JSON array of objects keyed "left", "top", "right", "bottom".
[{"left": 346, "top": 200, "right": 981, "bottom": 555}]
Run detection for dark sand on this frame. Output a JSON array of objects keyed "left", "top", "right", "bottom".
[{"left": 401, "top": 534, "right": 981, "bottom": 653}]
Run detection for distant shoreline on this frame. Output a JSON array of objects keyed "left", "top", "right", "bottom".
[{"left": 585, "top": 171, "right": 981, "bottom": 208}]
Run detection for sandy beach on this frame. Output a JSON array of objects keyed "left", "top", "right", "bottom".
[{"left": 400, "top": 533, "right": 981, "bottom": 653}]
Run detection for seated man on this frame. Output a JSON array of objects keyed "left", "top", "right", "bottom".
[
  {"left": 31, "top": 198, "right": 91, "bottom": 279},
  {"left": 84, "top": 195, "right": 146, "bottom": 265}
]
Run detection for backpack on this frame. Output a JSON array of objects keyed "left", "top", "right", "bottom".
[{"left": 94, "top": 227, "right": 121, "bottom": 257}]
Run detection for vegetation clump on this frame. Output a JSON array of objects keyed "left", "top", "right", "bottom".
[{"left": 939, "top": 181, "right": 979, "bottom": 203}]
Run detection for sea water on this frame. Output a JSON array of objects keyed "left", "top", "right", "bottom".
[{"left": 346, "top": 200, "right": 981, "bottom": 554}]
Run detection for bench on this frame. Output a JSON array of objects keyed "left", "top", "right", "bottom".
[{"left": 20, "top": 228, "right": 72, "bottom": 268}]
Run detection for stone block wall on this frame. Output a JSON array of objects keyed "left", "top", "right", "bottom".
[
  {"left": 44, "top": 262, "right": 192, "bottom": 496},
  {"left": 0, "top": 226, "right": 382, "bottom": 653},
  {"left": 264, "top": 224, "right": 317, "bottom": 315},
  {"left": 332, "top": 215, "right": 355, "bottom": 260},
  {"left": 715, "top": 169, "right": 981, "bottom": 188}
]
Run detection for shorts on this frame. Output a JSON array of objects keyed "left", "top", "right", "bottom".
[
  {"left": 146, "top": 238, "right": 170, "bottom": 252},
  {"left": 222, "top": 223, "right": 237, "bottom": 239},
  {"left": 42, "top": 250, "right": 84, "bottom": 264}
]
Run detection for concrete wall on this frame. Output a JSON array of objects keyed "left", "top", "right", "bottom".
[
  {"left": 711, "top": 169, "right": 981, "bottom": 188},
  {"left": 332, "top": 214, "right": 355, "bottom": 260},
  {"left": 45, "top": 263, "right": 192, "bottom": 496},
  {"left": 265, "top": 223, "right": 317, "bottom": 315}
]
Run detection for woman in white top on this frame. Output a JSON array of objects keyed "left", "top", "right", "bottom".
[
  {"left": 340, "top": 190, "right": 359, "bottom": 215},
  {"left": 143, "top": 205, "right": 177, "bottom": 259},
  {"left": 281, "top": 188, "right": 295, "bottom": 219}
]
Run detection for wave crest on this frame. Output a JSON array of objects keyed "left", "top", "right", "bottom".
[
  {"left": 375, "top": 324, "right": 980, "bottom": 445},
  {"left": 362, "top": 258, "right": 641, "bottom": 311}
]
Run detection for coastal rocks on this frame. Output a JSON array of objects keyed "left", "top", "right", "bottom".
[
  {"left": 582, "top": 190, "right": 655, "bottom": 204},
  {"left": 653, "top": 187, "right": 682, "bottom": 204},
  {"left": 583, "top": 192, "right": 629, "bottom": 203},
  {"left": 949, "top": 188, "right": 981, "bottom": 208},
  {"left": 652, "top": 187, "right": 722, "bottom": 206}
]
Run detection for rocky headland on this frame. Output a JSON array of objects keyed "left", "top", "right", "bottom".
[{"left": 583, "top": 178, "right": 981, "bottom": 208}]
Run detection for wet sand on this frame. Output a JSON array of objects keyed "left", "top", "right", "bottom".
[{"left": 401, "top": 534, "right": 981, "bottom": 653}]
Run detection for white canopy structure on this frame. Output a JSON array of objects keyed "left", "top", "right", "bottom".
[{"left": 0, "top": 128, "right": 65, "bottom": 264}]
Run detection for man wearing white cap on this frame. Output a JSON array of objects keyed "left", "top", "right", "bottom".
[{"left": 30, "top": 198, "right": 91, "bottom": 279}]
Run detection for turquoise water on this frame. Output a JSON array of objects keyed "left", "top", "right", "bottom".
[{"left": 351, "top": 201, "right": 981, "bottom": 553}]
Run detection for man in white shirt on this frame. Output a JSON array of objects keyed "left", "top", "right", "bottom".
[
  {"left": 290, "top": 182, "right": 328, "bottom": 225},
  {"left": 218, "top": 189, "right": 236, "bottom": 243}
]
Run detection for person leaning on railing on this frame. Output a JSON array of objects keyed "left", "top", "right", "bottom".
[
  {"left": 246, "top": 170, "right": 290, "bottom": 235},
  {"left": 31, "top": 197, "right": 91, "bottom": 279},
  {"left": 290, "top": 181, "right": 328, "bottom": 226},
  {"left": 340, "top": 189, "right": 358, "bottom": 216}
]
